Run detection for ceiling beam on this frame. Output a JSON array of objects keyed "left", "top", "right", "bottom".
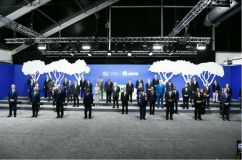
[
  {"left": 11, "top": 0, "right": 120, "bottom": 55},
  {"left": 0, "top": 0, "right": 52, "bottom": 29}
]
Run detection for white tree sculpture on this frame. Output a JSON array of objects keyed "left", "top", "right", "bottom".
[
  {"left": 71, "top": 59, "right": 90, "bottom": 83},
  {"left": 177, "top": 60, "right": 200, "bottom": 83},
  {"left": 148, "top": 60, "right": 179, "bottom": 84},
  {"left": 197, "top": 62, "right": 224, "bottom": 86},
  {"left": 22, "top": 60, "right": 45, "bottom": 81},
  {"left": 45, "top": 59, "right": 72, "bottom": 85}
]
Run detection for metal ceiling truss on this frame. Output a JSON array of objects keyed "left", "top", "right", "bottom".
[
  {"left": 5, "top": 37, "right": 211, "bottom": 44},
  {"left": 168, "top": 0, "right": 211, "bottom": 36}
]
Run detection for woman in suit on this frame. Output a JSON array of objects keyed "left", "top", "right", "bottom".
[
  {"left": 136, "top": 83, "right": 143, "bottom": 105},
  {"left": 93, "top": 83, "right": 100, "bottom": 108}
]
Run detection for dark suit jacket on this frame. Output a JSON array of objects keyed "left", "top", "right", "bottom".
[
  {"left": 112, "top": 86, "right": 120, "bottom": 98},
  {"left": 54, "top": 90, "right": 65, "bottom": 103},
  {"left": 44, "top": 78, "right": 50, "bottom": 87},
  {"left": 30, "top": 92, "right": 40, "bottom": 104},
  {"left": 165, "top": 91, "right": 175, "bottom": 103},
  {"left": 105, "top": 81, "right": 113, "bottom": 92},
  {"left": 63, "top": 81, "right": 68, "bottom": 89},
  {"left": 218, "top": 91, "right": 223, "bottom": 103},
  {"left": 191, "top": 81, "right": 199, "bottom": 92},
  {"left": 121, "top": 92, "right": 129, "bottom": 103},
  {"left": 71, "top": 85, "right": 80, "bottom": 95},
  {"left": 203, "top": 86, "right": 211, "bottom": 97},
  {"left": 80, "top": 80, "right": 86, "bottom": 89},
  {"left": 36, "top": 87, "right": 41, "bottom": 94},
  {"left": 182, "top": 87, "right": 189, "bottom": 98},
  {"left": 173, "top": 90, "right": 179, "bottom": 101},
  {"left": 47, "top": 81, "right": 54, "bottom": 90},
  {"left": 220, "top": 92, "right": 231, "bottom": 104},
  {"left": 186, "top": 82, "right": 192, "bottom": 93},
  {"left": 145, "top": 83, "right": 153, "bottom": 93},
  {"left": 66, "top": 83, "right": 73, "bottom": 92},
  {"left": 148, "top": 91, "right": 157, "bottom": 103},
  {"left": 152, "top": 79, "right": 159, "bottom": 87},
  {"left": 166, "top": 82, "right": 174, "bottom": 91},
  {"left": 136, "top": 80, "right": 144, "bottom": 88},
  {"left": 126, "top": 83, "right": 134, "bottom": 93},
  {"left": 212, "top": 83, "right": 220, "bottom": 92},
  {"left": 8, "top": 89, "right": 18, "bottom": 103},
  {"left": 193, "top": 92, "right": 204, "bottom": 104},
  {"left": 85, "top": 83, "right": 93, "bottom": 92},
  {"left": 83, "top": 93, "right": 93, "bottom": 106},
  {"left": 225, "top": 87, "right": 232, "bottom": 97},
  {"left": 28, "top": 83, "right": 35, "bottom": 91}
]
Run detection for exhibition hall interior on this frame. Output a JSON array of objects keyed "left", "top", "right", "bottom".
[{"left": 0, "top": 0, "right": 241, "bottom": 159}]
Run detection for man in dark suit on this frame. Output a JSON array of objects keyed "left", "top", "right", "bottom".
[
  {"left": 54, "top": 85, "right": 65, "bottom": 118},
  {"left": 136, "top": 76, "right": 144, "bottom": 88},
  {"left": 203, "top": 82, "right": 211, "bottom": 109},
  {"left": 47, "top": 78, "right": 54, "bottom": 101},
  {"left": 105, "top": 78, "right": 113, "bottom": 103},
  {"left": 138, "top": 88, "right": 148, "bottom": 120},
  {"left": 85, "top": 80, "right": 93, "bottom": 93},
  {"left": 166, "top": 79, "right": 174, "bottom": 93},
  {"left": 44, "top": 75, "right": 50, "bottom": 98},
  {"left": 112, "top": 83, "right": 120, "bottom": 108},
  {"left": 145, "top": 79, "right": 153, "bottom": 103},
  {"left": 148, "top": 87, "right": 157, "bottom": 115},
  {"left": 30, "top": 87, "right": 40, "bottom": 118},
  {"left": 121, "top": 87, "right": 129, "bottom": 114},
  {"left": 165, "top": 86, "right": 175, "bottom": 120},
  {"left": 187, "top": 78, "right": 192, "bottom": 103},
  {"left": 28, "top": 79, "right": 35, "bottom": 98},
  {"left": 173, "top": 86, "right": 179, "bottom": 114},
  {"left": 80, "top": 76, "right": 86, "bottom": 99},
  {"left": 182, "top": 84, "right": 189, "bottom": 109},
  {"left": 218, "top": 88, "right": 224, "bottom": 115},
  {"left": 63, "top": 78, "right": 68, "bottom": 97},
  {"left": 27, "top": 76, "right": 33, "bottom": 86},
  {"left": 35, "top": 84, "right": 41, "bottom": 95},
  {"left": 71, "top": 81, "right": 80, "bottom": 107},
  {"left": 66, "top": 80, "right": 73, "bottom": 102},
  {"left": 225, "top": 83, "right": 232, "bottom": 100},
  {"left": 7, "top": 84, "right": 18, "bottom": 118},
  {"left": 220, "top": 88, "right": 231, "bottom": 121},
  {"left": 191, "top": 77, "right": 199, "bottom": 103},
  {"left": 193, "top": 88, "right": 203, "bottom": 120},
  {"left": 126, "top": 79, "right": 134, "bottom": 103},
  {"left": 83, "top": 88, "right": 93, "bottom": 119},
  {"left": 212, "top": 80, "right": 220, "bottom": 103},
  {"left": 152, "top": 75, "right": 159, "bottom": 91}
]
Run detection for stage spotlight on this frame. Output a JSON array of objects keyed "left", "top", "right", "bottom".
[
  {"left": 197, "top": 44, "right": 206, "bottom": 50},
  {"left": 127, "top": 53, "right": 132, "bottom": 56},
  {"left": 87, "top": 53, "right": 92, "bottom": 57},
  {"left": 107, "top": 50, "right": 112, "bottom": 56},
  {"left": 38, "top": 44, "right": 46, "bottom": 50},
  {"left": 82, "top": 44, "right": 91, "bottom": 50},
  {"left": 153, "top": 44, "right": 162, "bottom": 50},
  {"left": 148, "top": 52, "right": 153, "bottom": 56},
  {"left": 70, "top": 53, "right": 74, "bottom": 56}
]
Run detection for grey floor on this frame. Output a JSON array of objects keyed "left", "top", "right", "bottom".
[{"left": 0, "top": 109, "right": 241, "bottom": 159}]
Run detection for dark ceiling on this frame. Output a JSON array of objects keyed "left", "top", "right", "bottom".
[{"left": 0, "top": 0, "right": 241, "bottom": 64}]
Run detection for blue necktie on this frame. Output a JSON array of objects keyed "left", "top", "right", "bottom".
[{"left": 12, "top": 90, "right": 14, "bottom": 94}]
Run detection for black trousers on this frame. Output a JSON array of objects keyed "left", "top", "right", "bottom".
[
  {"left": 32, "top": 104, "right": 39, "bottom": 116},
  {"left": 194, "top": 103, "right": 202, "bottom": 118},
  {"left": 48, "top": 89, "right": 52, "bottom": 100},
  {"left": 113, "top": 96, "right": 119, "bottom": 108},
  {"left": 174, "top": 100, "right": 178, "bottom": 113},
  {"left": 44, "top": 87, "right": 48, "bottom": 98},
  {"left": 183, "top": 97, "right": 189, "bottom": 109},
  {"left": 166, "top": 102, "right": 174, "bottom": 118},
  {"left": 56, "top": 102, "right": 64, "bottom": 116},
  {"left": 149, "top": 102, "right": 155, "bottom": 114},
  {"left": 85, "top": 105, "right": 92, "bottom": 118},
  {"left": 206, "top": 97, "right": 210, "bottom": 108},
  {"left": 9, "top": 102, "right": 16, "bottom": 116},
  {"left": 128, "top": 91, "right": 132, "bottom": 102},
  {"left": 67, "top": 92, "right": 72, "bottom": 102},
  {"left": 106, "top": 92, "right": 111, "bottom": 102},
  {"left": 80, "top": 89, "right": 85, "bottom": 98},
  {"left": 189, "top": 93, "right": 193, "bottom": 103},
  {"left": 122, "top": 102, "right": 128, "bottom": 113},
  {"left": 73, "top": 94, "right": 79, "bottom": 106},
  {"left": 222, "top": 104, "right": 230, "bottom": 119}
]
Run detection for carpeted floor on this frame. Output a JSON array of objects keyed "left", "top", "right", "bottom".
[{"left": 0, "top": 109, "right": 241, "bottom": 159}]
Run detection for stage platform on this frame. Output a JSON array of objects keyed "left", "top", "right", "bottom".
[{"left": 0, "top": 96, "right": 241, "bottom": 114}]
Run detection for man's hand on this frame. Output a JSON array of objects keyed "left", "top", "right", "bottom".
[
  {"left": 78, "top": 94, "right": 80, "bottom": 96},
  {"left": 38, "top": 103, "right": 39, "bottom": 105},
  {"left": 62, "top": 102, "right": 64, "bottom": 105},
  {"left": 66, "top": 91, "right": 67, "bottom": 93},
  {"left": 30, "top": 102, "right": 32, "bottom": 105},
  {"left": 192, "top": 91, "right": 194, "bottom": 93},
  {"left": 28, "top": 90, "right": 29, "bottom": 92},
  {"left": 44, "top": 86, "right": 45, "bottom": 88},
  {"left": 50, "top": 88, "right": 52, "bottom": 90}
]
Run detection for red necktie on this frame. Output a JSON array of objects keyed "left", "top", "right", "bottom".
[
  {"left": 152, "top": 92, "right": 153, "bottom": 95},
  {"left": 129, "top": 84, "right": 131, "bottom": 87},
  {"left": 169, "top": 92, "right": 171, "bottom": 98}
]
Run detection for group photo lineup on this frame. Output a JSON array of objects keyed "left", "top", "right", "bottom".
[{"left": 0, "top": 0, "right": 241, "bottom": 159}]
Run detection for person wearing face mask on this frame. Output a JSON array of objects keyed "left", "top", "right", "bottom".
[
  {"left": 30, "top": 87, "right": 40, "bottom": 118},
  {"left": 7, "top": 84, "right": 18, "bottom": 118}
]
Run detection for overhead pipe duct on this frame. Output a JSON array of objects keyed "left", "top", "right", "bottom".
[{"left": 203, "top": 0, "right": 241, "bottom": 27}]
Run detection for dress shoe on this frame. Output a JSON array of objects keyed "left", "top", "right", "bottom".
[
  {"left": 60, "top": 116, "right": 63, "bottom": 118},
  {"left": 183, "top": 108, "right": 185, "bottom": 109},
  {"left": 126, "top": 113, "right": 128, "bottom": 114},
  {"left": 226, "top": 118, "right": 231, "bottom": 121},
  {"left": 207, "top": 107, "right": 210, "bottom": 109},
  {"left": 117, "top": 107, "right": 119, "bottom": 109},
  {"left": 153, "top": 113, "right": 155, "bottom": 115},
  {"left": 143, "top": 118, "right": 146, "bottom": 120},
  {"left": 195, "top": 118, "right": 197, "bottom": 120},
  {"left": 56, "top": 116, "right": 60, "bottom": 118},
  {"left": 14, "top": 115, "right": 16, "bottom": 117},
  {"left": 122, "top": 113, "right": 124, "bottom": 114},
  {"left": 106, "top": 102, "right": 108, "bottom": 103},
  {"left": 73, "top": 105, "right": 76, "bottom": 107},
  {"left": 77, "top": 105, "right": 79, "bottom": 107},
  {"left": 84, "top": 117, "right": 87, "bottom": 119},
  {"left": 130, "top": 102, "right": 132, "bottom": 103},
  {"left": 140, "top": 118, "right": 142, "bottom": 120},
  {"left": 112, "top": 107, "right": 115, "bottom": 108},
  {"left": 89, "top": 117, "right": 92, "bottom": 119},
  {"left": 187, "top": 108, "right": 189, "bottom": 109},
  {"left": 175, "top": 113, "right": 179, "bottom": 115},
  {"left": 31, "top": 115, "right": 35, "bottom": 118},
  {"left": 149, "top": 113, "right": 151, "bottom": 115},
  {"left": 166, "top": 118, "right": 168, "bottom": 120},
  {"left": 170, "top": 118, "right": 173, "bottom": 120},
  {"left": 199, "top": 118, "right": 202, "bottom": 120},
  {"left": 222, "top": 118, "right": 225, "bottom": 121},
  {"left": 35, "top": 116, "right": 37, "bottom": 118},
  {"left": 157, "top": 107, "right": 160, "bottom": 108},
  {"left": 7, "top": 115, "right": 11, "bottom": 118}
]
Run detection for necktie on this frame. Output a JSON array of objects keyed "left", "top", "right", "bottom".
[
  {"left": 34, "top": 92, "right": 36, "bottom": 96},
  {"left": 129, "top": 83, "right": 131, "bottom": 87},
  {"left": 108, "top": 82, "right": 110, "bottom": 85},
  {"left": 124, "top": 92, "right": 126, "bottom": 96},
  {"left": 12, "top": 90, "right": 14, "bottom": 93},
  {"left": 225, "top": 93, "right": 227, "bottom": 98},
  {"left": 207, "top": 87, "right": 208, "bottom": 91},
  {"left": 198, "top": 92, "right": 200, "bottom": 97},
  {"left": 75, "top": 85, "right": 76, "bottom": 88},
  {"left": 152, "top": 92, "right": 153, "bottom": 95},
  {"left": 169, "top": 92, "right": 171, "bottom": 98}
]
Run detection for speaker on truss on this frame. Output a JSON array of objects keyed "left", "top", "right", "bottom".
[{"left": 178, "top": 38, "right": 187, "bottom": 45}]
